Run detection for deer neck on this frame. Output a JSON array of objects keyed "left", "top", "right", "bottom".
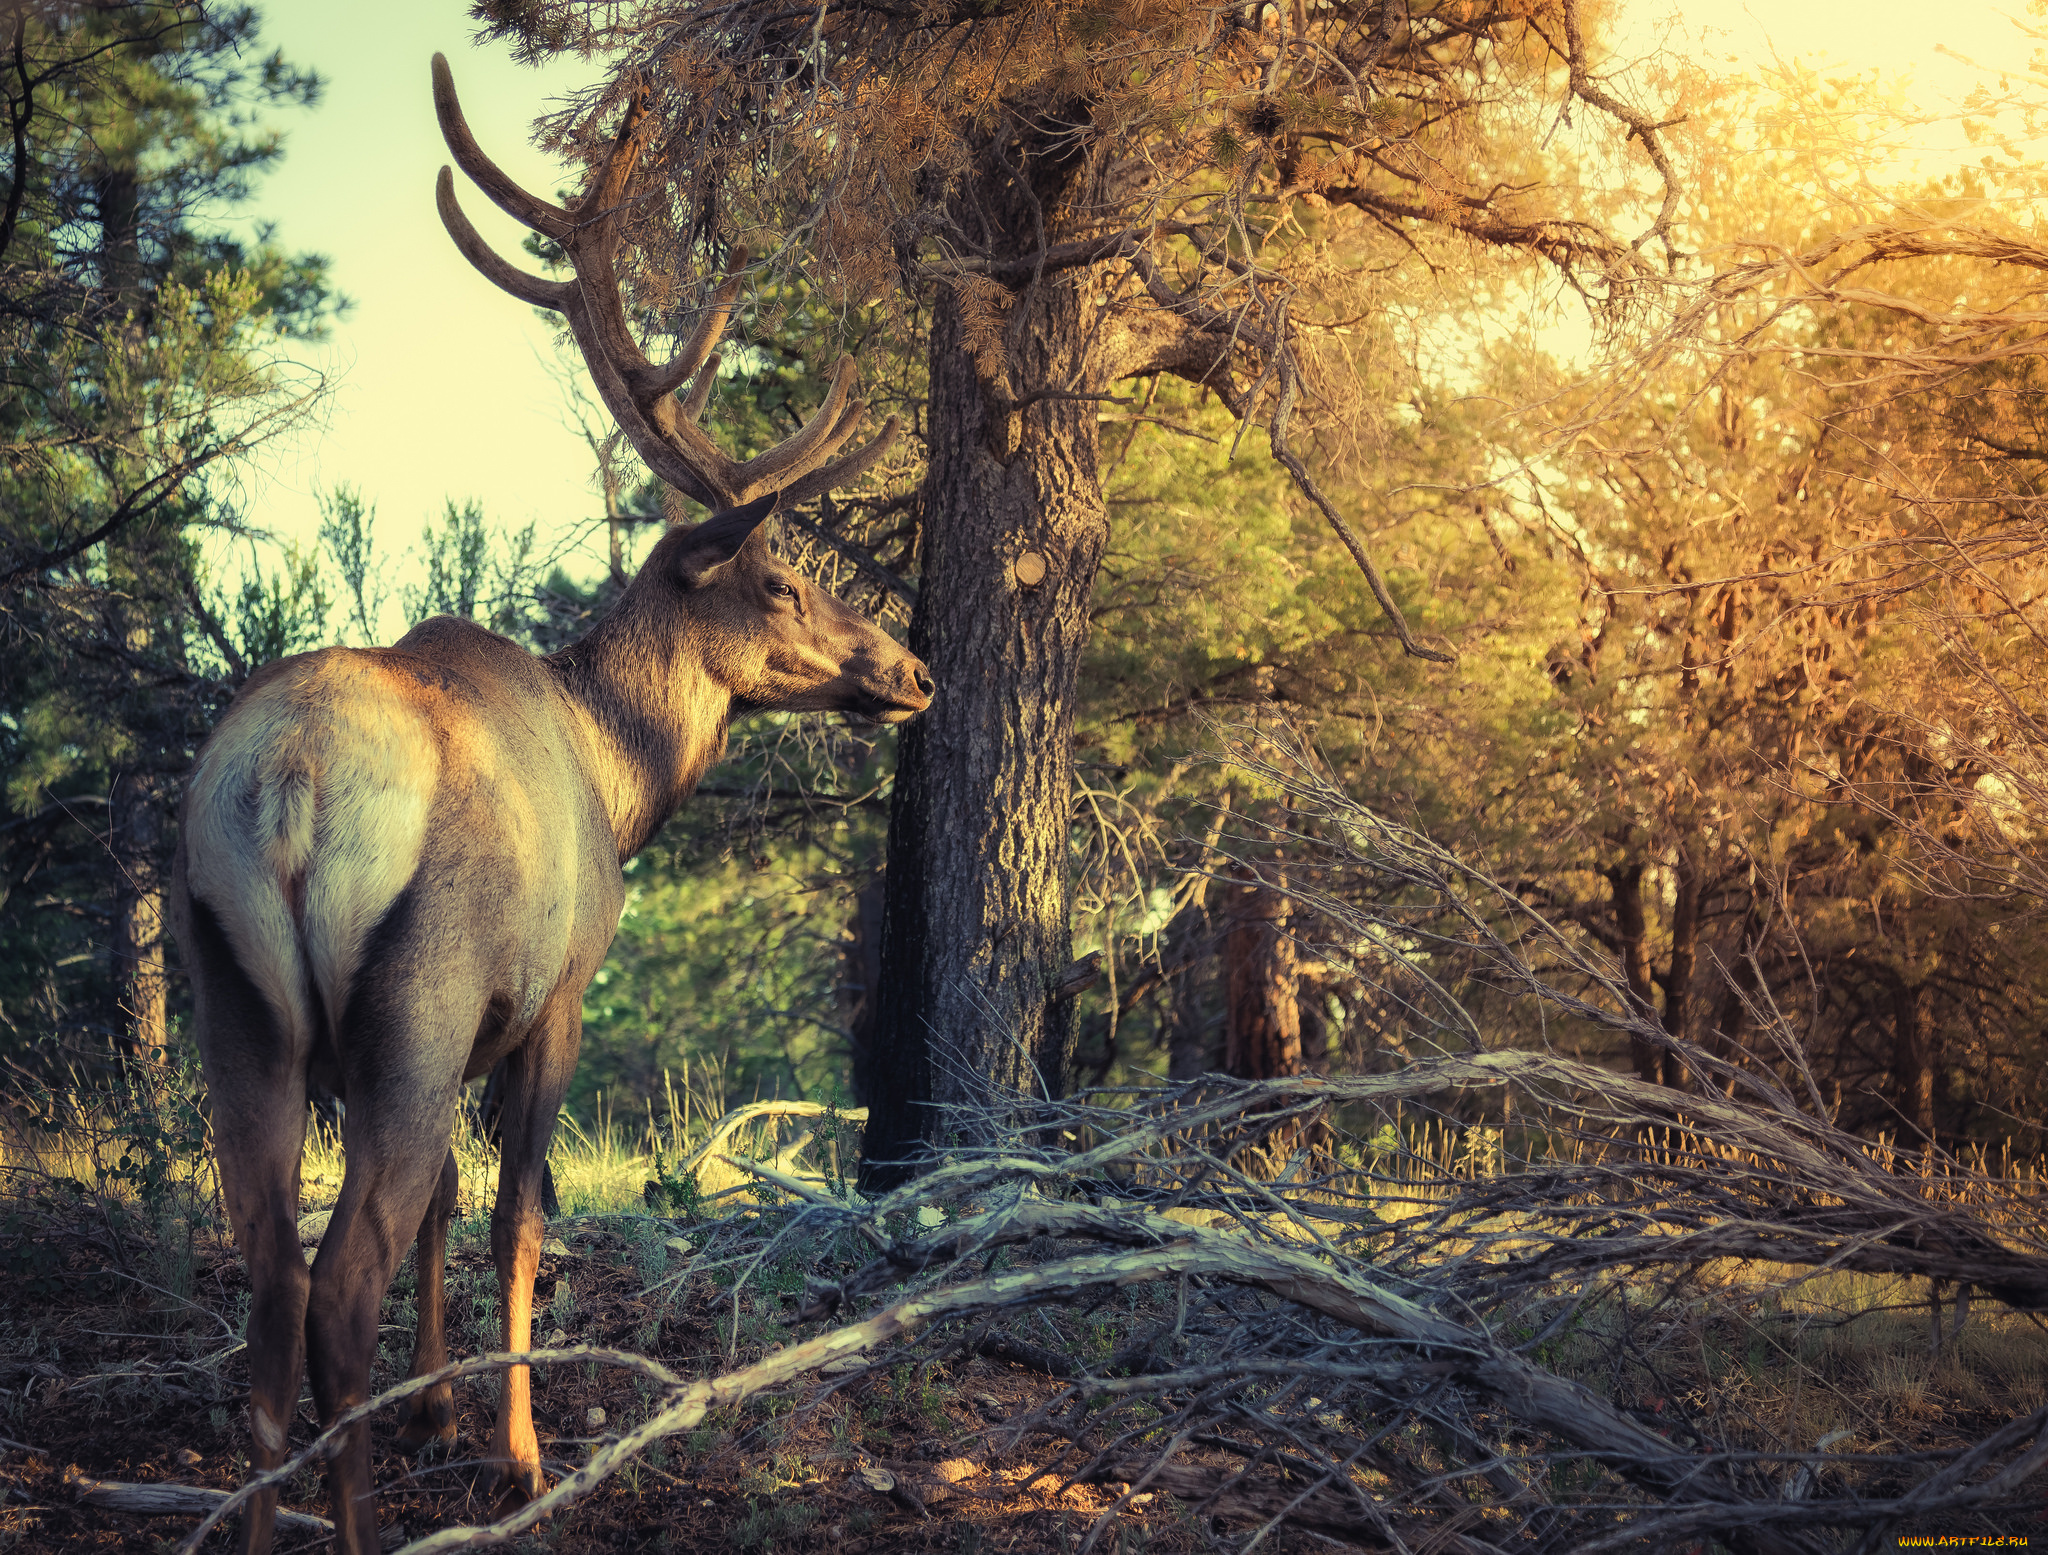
[{"left": 548, "top": 593, "right": 733, "bottom": 861}]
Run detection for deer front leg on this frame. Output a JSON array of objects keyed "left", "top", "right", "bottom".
[
  {"left": 395, "top": 1147, "right": 460, "bottom": 1454},
  {"left": 487, "top": 1004, "right": 579, "bottom": 1505}
]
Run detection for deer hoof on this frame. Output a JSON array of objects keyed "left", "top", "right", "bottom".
[
  {"left": 395, "top": 1399, "right": 458, "bottom": 1459},
  {"left": 491, "top": 1459, "right": 547, "bottom": 1512}
]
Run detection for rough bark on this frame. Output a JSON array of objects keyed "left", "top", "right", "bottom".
[
  {"left": 100, "top": 151, "right": 167, "bottom": 1056},
  {"left": 1223, "top": 871, "right": 1301, "bottom": 1081},
  {"left": 112, "top": 768, "right": 166, "bottom": 1055},
  {"left": 862, "top": 131, "right": 1111, "bottom": 1183},
  {"left": 841, "top": 874, "right": 886, "bottom": 1106},
  {"left": 1657, "top": 852, "right": 1700, "bottom": 1092},
  {"left": 1165, "top": 916, "right": 1216, "bottom": 1081},
  {"left": 1605, "top": 862, "right": 1666, "bottom": 1087},
  {"left": 1893, "top": 977, "right": 1934, "bottom": 1140}
]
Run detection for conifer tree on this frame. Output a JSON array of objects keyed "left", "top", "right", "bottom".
[
  {"left": 469, "top": 0, "right": 1693, "bottom": 1175},
  {"left": 0, "top": 1, "right": 333, "bottom": 1063}
]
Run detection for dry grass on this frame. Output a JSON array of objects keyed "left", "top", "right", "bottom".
[{"left": 7, "top": 1058, "right": 2048, "bottom": 1551}]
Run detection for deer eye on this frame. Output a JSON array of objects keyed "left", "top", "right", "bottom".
[{"left": 767, "top": 580, "right": 798, "bottom": 601}]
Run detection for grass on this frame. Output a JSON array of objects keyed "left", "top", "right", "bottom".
[
  {"left": 280, "top": 1062, "right": 811, "bottom": 1224},
  {"left": 9, "top": 1064, "right": 2048, "bottom": 1542}
]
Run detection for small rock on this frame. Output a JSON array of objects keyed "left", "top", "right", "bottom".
[
  {"left": 544, "top": 1328, "right": 568, "bottom": 1348},
  {"left": 664, "top": 1236, "right": 691, "bottom": 1255},
  {"left": 859, "top": 1464, "right": 896, "bottom": 1493},
  {"left": 970, "top": 1391, "right": 1005, "bottom": 1415},
  {"left": 1128, "top": 1492, "right": 1155, "bottom": 1508},
  {"left": 541, "top": 1238, "right": 570, "bottom": 1257},
  {"left": 584, "top": 1406, "right": 607, "bottom": 1430},
  {"left": 173, "top": 1447, "right": 202, "bottom": 1469}
]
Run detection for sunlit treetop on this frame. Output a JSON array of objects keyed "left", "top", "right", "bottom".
[{"left": 462, "top": 0, "right": 1694, "bottom": 656}]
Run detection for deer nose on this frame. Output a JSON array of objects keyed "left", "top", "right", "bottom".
[{"left": 914, "top": 667, "right": 936, "bottom": 697}]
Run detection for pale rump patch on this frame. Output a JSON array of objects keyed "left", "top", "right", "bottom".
[
  {"left": 251, "top": 1404, "right": 286, "bottom": 1455},
  {"left": 185, "top": 652, "right": 440, "bottom": 1048}
]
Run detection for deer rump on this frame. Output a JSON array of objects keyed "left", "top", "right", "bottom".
[{"left": 183, "top": 634, "right": 602, "bottom": 1096}]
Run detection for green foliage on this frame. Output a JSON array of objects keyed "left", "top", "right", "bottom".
[
  {"left": 573, "top": 835, "right": 877, "bottom": 1113},
  {"left": 411, "top": 498, "right": 492, "bottom": 623},
  {"left": 643, "top": 1152, "right": 705, "bottom": 1220},
  {"left": 728, "top": 1496, "right": 817, "bottom": 1549},
  {"left": 0, "top": 2, "right": 336, "bottom": 1070},
  {"left": 95, "top": 1056, "right": 213, "bottom": 1220},
  {"left": 317, "top": 483, "right": 386, "bottom": 644},
  {"left": 228, "top": 541, "right": 330, "bottom": 664}
]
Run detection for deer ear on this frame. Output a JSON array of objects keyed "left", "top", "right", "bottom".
[{"left": 675, "top": 492, "right": 779, "bottom": 586}]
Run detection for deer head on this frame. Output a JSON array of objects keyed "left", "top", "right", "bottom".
[
  {"left": 430, "top": 53, "right": 930, "bottom": 730},
  {"left": 653, "top": 491, "right": 933, "bottom": 722}
]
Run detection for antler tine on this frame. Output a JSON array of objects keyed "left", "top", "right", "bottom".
[
  {"left": 644, "top": 257, "right": 748, "bottom": 403},
  {"left": 431, "top": 54, "right": 572, "bottom": 242},
  {"left": 678, "top": 352, "right": 723, "bottom": 425},
  {"left": 572, "top": 79, "right": 653, "bottom": 224},
  {"left": 733, "top": 356, "right": 860, "bottom": 493},
  {"left": 435, "top": 170, "right": 574, "bottom": 311},
  {"left": 774, "top": 414, "right": 902, "bottom": 510},
  {"left": 433, "top": 55, "right": 893, "bottom": 517}
]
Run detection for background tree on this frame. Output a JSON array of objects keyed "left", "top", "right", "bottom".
[
  {"left": 0, "top": 0, "right": 333, "bottom": 1068},
  {"left": 469, "top": 0, "right": 1698, "bottom": 1178}
]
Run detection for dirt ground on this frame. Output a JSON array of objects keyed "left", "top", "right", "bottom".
[
  {"left": 5, "top": 1200, "right": 2047, "bottom": 1552},
  {"left": 0, "top": 1212, "right": 1325, "bottom": 1553}
]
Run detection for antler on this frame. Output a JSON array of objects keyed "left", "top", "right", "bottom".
[{"left": 431, "top": 54, "right": 898, "bottom": 513}]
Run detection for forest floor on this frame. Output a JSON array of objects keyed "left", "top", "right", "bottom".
[
  {"left": 4, "top": 1202, "right": 2048, "bottom": 1553},
  {"left": 0, "top": 1207, "right": 1301, "bottom": 1554},
  {"left": 3, "top": 1103, "right": 2047, "bottom": 1553}
]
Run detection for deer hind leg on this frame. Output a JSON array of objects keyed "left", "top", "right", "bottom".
[
  {"left": 306, "top": 971, "right": 474, "bottom": 1555},
  {"left": 183, "top": 899, "right": 311, "bottom": 1555},
  {"left": 394, "top": 1146, "right": 460, "bottom": 1455},
  {"left": 487, "top": 998, "right": 582, "bottom": 1507}
]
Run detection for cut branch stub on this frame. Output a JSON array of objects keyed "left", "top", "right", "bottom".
[{"left": 430, "top": 54, "right": 898, "bottom": 513}]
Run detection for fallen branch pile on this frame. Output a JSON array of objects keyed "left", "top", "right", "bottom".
[
  {"left": 169, "top": 1050, "right": 2048, "bottom": 1555},
  {"left": 167, "top": 737, "right": 2048, "bottom": 1553}
]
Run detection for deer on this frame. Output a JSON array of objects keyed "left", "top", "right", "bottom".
[{"left": 168, "top": 55, "right": 932, "bottom": 1555}]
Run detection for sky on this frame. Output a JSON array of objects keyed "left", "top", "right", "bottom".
[
  {"left": 229, "top": 5, "right": 600, "bottom": 629},
  {"left": 229, "top": 0, "right": 2040, "bottom": 633}
]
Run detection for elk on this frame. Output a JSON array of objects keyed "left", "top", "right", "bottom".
[{"left": 169, "top": 56, "right": 931, "bottom": 1555}]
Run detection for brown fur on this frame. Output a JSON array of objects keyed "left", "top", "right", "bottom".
[{"left": 171, "top": 505, "right": 930, "bottom": 1554}]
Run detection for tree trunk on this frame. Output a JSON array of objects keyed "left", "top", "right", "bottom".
[
  {"left": 112, "top": 768, "right": 167, "bottom": 1055},
  {"left": 101, "top": 154, "right": 167, "bottom": 1057},
  {"left": 1165, "top": 954, "right": 1216, "bottom": 1081},
  {"left": 1892, "top": 978, "right": 1934, "bottom": 1142},
  {"left": 1657, "top": 853, "right": 1700, "bottom": 1092},
  {"left": 1605, "top": 863, "right": 1665, "bottom": 1087},
  {"left": 841, "top": 874, "right": 886, "bottom": 1107},
  {"left": 862, "top": 186, "right": 1109, "bottom": 1182},
  {"left": 1223, "top": 871, "right": 1301, "bottom": 1081}
]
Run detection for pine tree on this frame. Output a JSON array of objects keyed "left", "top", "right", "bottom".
[
  {"left": 0, "top": 1, "right": 335, "bottom": 1065},
  {"left": 465, "top": 0, "right": 1698, "bottom": 1178}
]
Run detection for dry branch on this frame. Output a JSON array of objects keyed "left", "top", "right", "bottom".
[{"left": 68, "top": 1468, "right": 335, "bottom": 1536}]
